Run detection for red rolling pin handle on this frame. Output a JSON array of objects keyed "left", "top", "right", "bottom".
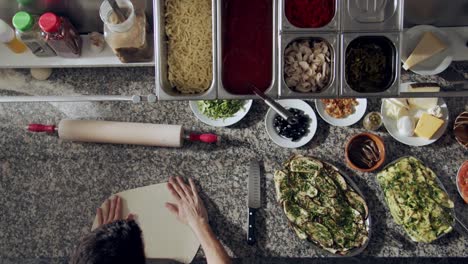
[
  {"left": 188, "top": 133, "right": 218, "bottom": 144},
  {"left": 28, "top": 124, "right": 56, "bottom": 134}
]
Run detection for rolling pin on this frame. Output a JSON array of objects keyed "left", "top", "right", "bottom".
[{"left": 28, "top": 120, "right": 218, "bottom": 147}]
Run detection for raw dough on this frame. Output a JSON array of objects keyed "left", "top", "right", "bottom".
[
  {"left": 92, "top": 183, "right": 200, "bottom": 263},
  {"left": 30, "top": 68, "right": 52, "bottom": 80}
]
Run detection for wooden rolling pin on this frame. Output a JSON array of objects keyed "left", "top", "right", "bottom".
[{"left": 28, "top": 120, "right": 218, "bottom": 147}]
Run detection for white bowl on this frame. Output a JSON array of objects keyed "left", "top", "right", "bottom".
[
  {"left": 315, "top": 98, "right": 367, "bottom": 127},
  {"left": 265, "top": 100, "right": 317, "bottom": 149},
  {"left": 381, "top": 98, "right": 449, "bottom": 147},
  {"left": 401, "top": 25, "right": 453, "bottom": 75},
  {"left": 190, "top": 100, "right": 253, "bottom": 127}
]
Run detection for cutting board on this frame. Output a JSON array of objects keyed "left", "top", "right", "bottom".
[{"left": 91, "top": 183, "right": 200, "bottom": 263}]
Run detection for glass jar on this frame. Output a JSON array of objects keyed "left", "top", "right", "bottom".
[
  {"left": 99, "top": 0, "right": 152, "bottom": 63},
  {"left": 0, "top": 18, "right": 27, "bottom": 53},
  {"left": 12, "top": 11, "right": 56, "bottom": 57},
  {"left": 38, "top": 12, "right": 82, "bottom": 58}
]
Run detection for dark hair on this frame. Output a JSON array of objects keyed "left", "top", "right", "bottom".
[{"left": 70, "top": 220, "right": 146, "bottom": 264}]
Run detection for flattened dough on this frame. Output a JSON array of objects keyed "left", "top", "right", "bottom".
[{"left": 92, "top": 183, "right": 200, "bottom": 263}]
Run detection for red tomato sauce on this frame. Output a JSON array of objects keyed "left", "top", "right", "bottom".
[
  {"left": 458, "top": 161, "right": 468, "bottom": 204},
  {"left": 221, "top": 0, "right": 273, "bottom": 95},
  {"left": 285, "top": 0, "right": 335, "bottom": 28}
]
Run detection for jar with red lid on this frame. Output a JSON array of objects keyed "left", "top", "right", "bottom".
[{"left": 38, "top": 12, "right": 82, "bottom": 58}]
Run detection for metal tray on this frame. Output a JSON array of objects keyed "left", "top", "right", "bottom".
[
  {"left": 216, "top": 0, "right": 278, "bottom": 99},
  {"left": 279, "top": 33, "right": 340, "bottom": 98},
  {"left": 278, "top": 156, "right": 372, "bottom": 257},
  {"left": 154, "top": 0, "right": 218, "bottom": 100},
  {"left": 280, "top": 0, "right": 340, "bottom": 32},
  {"left": 341, "top": 0, "right": 403, "bottom": 32},
  {"left": 376, "top": 156, "right": 463, "bottom": 243},
  {"left": 340, "top": 32, "right": 400, "bottom": 97}
]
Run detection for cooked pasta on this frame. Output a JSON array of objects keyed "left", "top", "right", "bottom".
[{"left": 165, "top": 0, "right": 213, "bottom": 94}]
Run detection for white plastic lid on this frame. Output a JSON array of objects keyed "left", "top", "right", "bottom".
[{"left": 0, "top": 19, "right": 15, "bottom": 43}]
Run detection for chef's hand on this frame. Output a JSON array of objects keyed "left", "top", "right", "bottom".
[
  {"left": 165, "top": 177, "right": 209, "bottom": 229},
  {"left": 97, "top": 195, "right": 134, "bottom": 227}
]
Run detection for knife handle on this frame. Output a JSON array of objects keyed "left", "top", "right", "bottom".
[{"left": 247, "top": 207, "right": 256, "bottom": 245}]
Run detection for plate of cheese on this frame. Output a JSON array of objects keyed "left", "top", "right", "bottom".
[
  {"left": 402, "top": 25, "right": 453, "bottom": 75},
  {"left": 381, "top": 88, "right": 449, "bottom": 147}
]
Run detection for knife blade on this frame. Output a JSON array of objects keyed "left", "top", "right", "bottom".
[{"left": 247, "top": 160, "right": 261, "bottom": 245}]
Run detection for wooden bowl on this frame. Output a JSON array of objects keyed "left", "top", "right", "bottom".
[{"left": 345, "top": 132, "right": 386, "bottom": 173}]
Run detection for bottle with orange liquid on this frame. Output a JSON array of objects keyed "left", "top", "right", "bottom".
[{"left": 0, "top": 19, "right": 27, "bottom": 54}]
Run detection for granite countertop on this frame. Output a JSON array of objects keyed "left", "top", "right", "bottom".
[{"left": 0, "top": 67, "right": 467, "bottom": 263}]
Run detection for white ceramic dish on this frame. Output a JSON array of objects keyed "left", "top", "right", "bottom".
[
  {"left": 265, "top": 100, "right": 317, "bottom": 148},
  {"left": 402, "top": 25, "right": 453, "bottom": 75},
  {"left": 381, "top": 98, "right": 449, "bottom": 147},
  {"left": 190, "top": 100, "right": 253, "bottom": 127},
  {"left": 315, "top": 98, "right": 367, "bottom": 127}
]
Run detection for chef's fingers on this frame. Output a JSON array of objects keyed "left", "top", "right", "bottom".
[
  {"left": 114, "top": 196, "right": 122, "bottom": 221},
  {"left": 176, "top": 176, "right": 194, "bottom": 200},
  {"left": 103, "top": 198, "right": 111, "bottom": 223},
  {"left": 97, "top": 208, "right": 103, "bottom": 226},
  {"left": 127, "top": 213, "right": 135, "bottom": 222},
  {"left": 169, "top": 177, "right": 187, "bottom": 201},
  {"left": 165, "top": 202, "right": 179, "bottom": 216},
  {"left": 189, "top": 178, "right": 199, "bottom": 201},
  {"left": 167, "top": 182, "right": 182, "bottom": 201},
  {"left": 107, "top": 196, "right": 117, "bottom": 222}
]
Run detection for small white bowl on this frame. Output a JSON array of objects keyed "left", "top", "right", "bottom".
[
  {"left": 190, "top": 100, "right": 253, "bottom": 127},
  {"left": 265, "top": 100, "right": 317, "bottom": 148},
  {"left": 401, "top": 25, "right": 453, "bottom": 75},
  {"left": 315, "top": 98, "right": 367, "bottom": 127}
]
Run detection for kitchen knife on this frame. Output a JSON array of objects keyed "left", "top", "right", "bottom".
[{"left": 247, "top": 160, "right": 261, "bottom": 245}]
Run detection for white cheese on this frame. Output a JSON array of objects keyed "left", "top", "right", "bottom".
[
  {"left": 408, "top": 98, "right": 438, "bottom": 110},
  {"left": 403, "top": 32, "right": 447, "bottom": 70}
]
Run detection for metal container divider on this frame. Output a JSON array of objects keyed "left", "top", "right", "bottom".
[
  {"left": 154, "top": 0, "right": 217, "bottom": 101},
  {"left": 341, "top": 0, "right": 403, "bottom": 32},
  {"left": 279, "top": 33, "right": 340, "bottom": 98},
  {"left": 340, "top": 32, "right": 401, "bottom": 98},
  {"left": 216, "top": 0, "right": 278, "bottom": 100},
  {"left": 279, "top": 0, "right": 340, "bottom": 32}
]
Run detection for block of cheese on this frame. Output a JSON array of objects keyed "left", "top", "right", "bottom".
[
  {"left": 414, "top": 113, "right": 445, "bottom": 139},
  {"left": 385, "top": 99, "right": 409, "bottom": 120},
  {"left": 403, "top": 32, "right": 447, "bottom": 70},
  {"left": 408, "top": 83, "right": 441, "bottom": 93},
  {"left": 408, "top": 97, "right": 438, "bottom": 110}
]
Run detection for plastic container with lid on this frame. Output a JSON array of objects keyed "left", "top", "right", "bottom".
[
  {"left": 99, "top": 0, "right": 152, "bottom": 63},
  {"left": 38, "top": 12, "right": 82, "bottom": 58},
  {"left": 0, "top": 19, "right": 27, "bottom": 53},
  {"left": 12, "top": 11, "right": 56, "bottom": 57}
]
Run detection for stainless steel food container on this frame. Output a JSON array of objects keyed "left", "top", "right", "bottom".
[
  {"left": 341, "top": 0, "right": 403, "bottom": 32},
  {"left": 279, "top": 33, "right": 340, "bottom": 98},
  {"left": 340, "top": 32, "right": 401, "bottom": 97},
  {"left": 154, "top": 0, "right": 217, "bottom": 100},
  {"left": 216, "top": 0, "right": 278, "bottom": 100},
  {"left": 280, "top": 0, "right": 340, "bottom": 32}
]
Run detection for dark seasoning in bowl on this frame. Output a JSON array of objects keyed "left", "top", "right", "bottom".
[
  {"left": 345, "top": 37, "right": 396, "bottom": 93},
  {"left": 274, "top": 108, "right": 310, "bottom": 141},
  {"left": 348, "top": 135, "right": 381, "bottom": 169}
]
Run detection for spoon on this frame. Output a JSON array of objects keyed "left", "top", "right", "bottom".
[
  {"left": 107, "top": 0, "right": 127, "bottom": 23},
  {"left": 249, "top": 84, "right": 299, "bottom": 125}
]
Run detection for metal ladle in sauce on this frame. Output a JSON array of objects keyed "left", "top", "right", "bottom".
[
  {"left": 249, "top": 84, "right": 299, "bottom": 125},
  {"left": 107, "top": 0, "right": 127, "bottom": 23}
]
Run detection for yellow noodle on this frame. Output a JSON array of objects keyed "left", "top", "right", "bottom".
[{"left": 165, "top": 0, "right": 212, "bottom": 94}]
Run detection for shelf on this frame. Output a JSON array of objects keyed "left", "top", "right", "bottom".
[{"left": 0, "top": 34, "right": 155, "bottom": 68}]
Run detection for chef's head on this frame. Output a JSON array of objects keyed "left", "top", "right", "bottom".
[{"left": 70, "top": 220, "right": 145, "bottom": 264}]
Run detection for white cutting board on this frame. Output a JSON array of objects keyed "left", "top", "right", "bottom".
[{"left": 91, "top": 183, "right": 200, "bottom": 263}]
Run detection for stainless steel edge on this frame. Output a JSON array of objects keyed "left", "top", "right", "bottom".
[
  {"left": 248, "top": 160, "right": 262, "bottom": 209},
  {"left": 279, "top": 0, "right": 340, "bottom": 33},
  {"left": 340, "top": 32, "right": 401, "bottom": 98},
  {"left": 377, "top": 156, "right": 457, "bottom": 243},
  {"left": 217, "top": 0, "right": 278, "bottom": 100},
  {"left": 341, "top": 0, "right": 403, "bottom": 32},
  {"left": 0, "top": 95, "right": 141, "bottom": 103},
  {"left": 155, "top": 0, "right": 217, "bottom": 101},
  {"left": 278, "top": 33, "right": 340, "bottom": 99}
]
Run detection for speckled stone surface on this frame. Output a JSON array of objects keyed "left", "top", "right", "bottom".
[{"left": 0, "top": 66, "right": 467, "bottom": 263}]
